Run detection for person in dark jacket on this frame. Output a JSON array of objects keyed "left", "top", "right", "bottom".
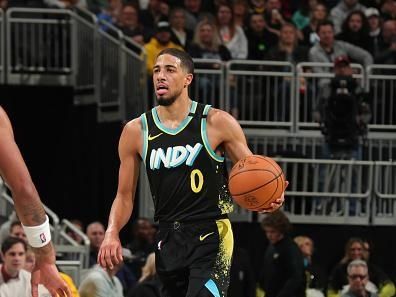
[
  {"left": 258, "top": 210, "right": 306, "bottom": 297},
  {"left": 127, "top": 253, "right": 161, "bottom": 297},
  {"left": 228, "top": 247, "right": 256, "bottom": 297}
]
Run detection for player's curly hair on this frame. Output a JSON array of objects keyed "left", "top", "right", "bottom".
[{"left": 261, "top": 210, "right": 292, "bottom": 235}]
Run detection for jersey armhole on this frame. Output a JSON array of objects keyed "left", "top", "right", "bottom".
[
  {"left": 140, "top": 114, "right": 149, "bottom": 164},
  {"left": 201, "top": 105, "right": 224, "bottom": 163}
]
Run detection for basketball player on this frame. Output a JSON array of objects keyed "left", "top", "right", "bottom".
[
  {"left": 98, "top": 48, "right": 286, "bottom": 297},
  {"left": 0, "top": 107, "right": 71, "bottom": 297}
]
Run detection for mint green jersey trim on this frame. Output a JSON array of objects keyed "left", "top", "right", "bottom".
[
  {"left": 201, "top": 105, "right": 224, "bottom": 162},
  {"left": 152, "top": 101, "right": 198, "bottom": 135},
  {"left": 140, "top": 114, "right": 149, "bottom": 163}
]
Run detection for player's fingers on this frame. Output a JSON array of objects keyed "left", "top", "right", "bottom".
[
  {"left": 104, "top": 247, "right": 115, "bottom": 270},
  {"left": 116, "top": 244, "right": 123, "bottom": 264},
  {"left": 31, "top": 270, "right": 40, "bottom": 297}
]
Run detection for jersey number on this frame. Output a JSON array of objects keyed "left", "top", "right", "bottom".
[{"left": 190, "top": 169, "right": 204, "bottom": 193}]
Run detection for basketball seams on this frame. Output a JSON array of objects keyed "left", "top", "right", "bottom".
[
  {"left": 250, "top": 175, "right": 282, "bottom": 210},
  {"left": 230, "top": 171, "right": 283, "bottom": 196}
]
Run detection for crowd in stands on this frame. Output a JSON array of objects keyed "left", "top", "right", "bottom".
[
  {"left": 1, "top": 0, "right": 395, "bottom": 70},
  {"left": 1, "top": 211, "right": 395, "bottom": 297}
]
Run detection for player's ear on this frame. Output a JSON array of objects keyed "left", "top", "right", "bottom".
[{"left": 184, "top": 73, "right": 193, "bottom": 88}]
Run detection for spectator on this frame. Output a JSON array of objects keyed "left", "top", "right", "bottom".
[
  {"left": 330, "top": 0, "right": 367, "bottom": 33},
  {"left": 233, "top": 0, "right": 250, "bottom": 29},
  {"left": 294, "top": 235, "right": 326, "bottom": 296},
  {"left": 9, "top": 221, "right": 27, "bottom": 242},
  {"left": 249, "top": 0, "right": 265, "bottom": 14},
  {"left": 380, "top": 0, "right": 396, "bottom": 21},
  {"left": 65, "top": 219, "right": 85, "bottom": 245},
  {"left": 169, "top": 7, "right": 193, "bottom": 49},
  {"left": 309, "top": 20, "right": 373, "bottom": 73},
  {"left": 264, "top": 0, "right": 288, "bottom": 34},
  {"left": 227, "top": 247, "right": 256, "bottom": 297},
  {"left": 301, "top": 3, "right": 328, "bottom": 47},
  {"left": 86, "top": 221, "right": 105, "bottom": 267},
  {"left": 336, "top": 11, "right": 372, "bottom": 52},
  {"left": 139, "top": 0, "right": 167, "bottom": 33},
  {"left": 245, "top": 13, "right": 279, "bottom": 60},
  {"left": 188, "top": 19, "right": 232, "bottom": 60},
  {"left": 87, "top": 0, "right": 108, "bottom": 14},
  {"left": 117, "top": 4, "right": 148, "bottom": 45},
  {"left": 97, "top": 0, "right": 123, "bottom": 27},
  {"left": 257, "top": 210, "right": 306, "bottom": 297},
  {"left": 328, "top": 238, "right": 395, "bottom": 297},
  {"left": 0, "top": 0, "right": 7, "bottom": 9},
  {"left": 341, "top": 260, "right": 378, "bottom": 297},
  {"left": 127, "top": 253, "right": 161, "bottom": 297},
  {"left": 183, "top": 0, "right": 210, "bottom": 31},
  {"left": 0, "top": 237, "right": 31, "bottom": 296},
  {"left": 0, "top": 212, "right": 17, "bottom": 247},
  {"left": 45, "top": 0, "right": 87, "bottom": 8},
  {"left": 79, "top": 259, "right": 124, "bottom": 297},
  {"left": 374, "top": 20, "right": 396, "bottom": 64},
  {"left": 216, "top": 3, "right": 248, "bottom": 59},
  {"left": 365, "top": 7, "right": 382, "bottom": 56},
  {"left": 144, "top": 20, "right": 183, "bottom": 75},
  {"left": 292, "top": 0, "right": 319, "bottom": 30}
]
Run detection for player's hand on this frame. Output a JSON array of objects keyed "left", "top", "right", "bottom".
[
  {"left": 97, "top": 231, "right": 123, "bottom": 270},
  {"left": 258, "top": 181, "right": 289, "bottom": 213},
  {"left": 31, "top": 243, "right": 72, "bottom": 297}
]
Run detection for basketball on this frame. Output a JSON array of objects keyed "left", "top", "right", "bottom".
[{"left": 228, "top": 155, "right": 286, "bottom": 211}]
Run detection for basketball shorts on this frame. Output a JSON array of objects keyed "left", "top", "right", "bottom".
[{"left": 155, "top": 217, "right": 234, "bottom": 297}]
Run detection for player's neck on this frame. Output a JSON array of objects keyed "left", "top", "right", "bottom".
[{"left": 156, "top": 96, "right": 192, "bottom": 125}]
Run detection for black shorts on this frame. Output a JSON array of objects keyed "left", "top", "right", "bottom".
[{"left": 155, "top": 218, "right": 234, "bottom": 297}]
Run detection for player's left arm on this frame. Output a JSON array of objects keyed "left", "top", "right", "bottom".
[{"left": 206, "top": 109, "right": 287, "bottom": 211}]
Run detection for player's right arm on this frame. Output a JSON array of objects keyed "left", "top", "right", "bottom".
[{"left": 98, "top": 118, "right": 142, "bottom": 270}]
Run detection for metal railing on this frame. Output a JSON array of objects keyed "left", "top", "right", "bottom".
[
  {"left": 226, "top": 60, "right": 295, "bottom": 130},
  {"left": 0, "top": 177, "right": 61, "bottom": 242},
  {"left": 6, "top": 8, "right": 73, "bottom": 85}
]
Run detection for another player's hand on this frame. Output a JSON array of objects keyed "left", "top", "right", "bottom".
[
  {"left": 31, "top": 243, "right": 72, "bottom": 297},
  {"left": 97, "top": 231, "right": 123, "bottom": 270},
  {"left": 258, "top": 181, "right": 289, "bottom": 213}
]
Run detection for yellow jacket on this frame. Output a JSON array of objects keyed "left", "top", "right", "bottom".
[
  {"left": 60, "top": 272, "right": 80, "bottom": 297},
  {"left": 144, "top": 38, "right": 184, "bottom": 74}
]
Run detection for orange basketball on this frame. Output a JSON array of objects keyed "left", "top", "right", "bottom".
[{"left": 228, "top": 155, "right": 286, "bottom": 211}]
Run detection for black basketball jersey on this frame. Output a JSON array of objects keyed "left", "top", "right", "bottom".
[{"left": 140, "top": 101, "right": 234, "bottom": 222}]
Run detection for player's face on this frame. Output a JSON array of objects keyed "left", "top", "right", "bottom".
[
  {"left": 153, "top": 54, "right": 192, "bottom": 106},
  {"left": 264, "top": 226, "right": 283, "bottom": 244},
  {"left": 1, "top": 243, "right": 26, "bottom": 276}
]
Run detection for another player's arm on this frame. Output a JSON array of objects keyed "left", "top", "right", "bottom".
[
  {"left": 207, "top": 109, "right": 286, "bottom": 211},
  {"left": 98, "top": 119, "right": 141, "bottom": 270},
  {"left": 0, "top": 107, "right": 71, "bottom": 297}
]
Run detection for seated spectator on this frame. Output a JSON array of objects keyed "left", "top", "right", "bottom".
[
  {"left": 257, "top": 210, "right": 306, "bottom": 297},
  {"left": 127, "top": 253, "right": 161, "bottom": 297},
  {"left": 365, "top": 8, "right": 382, "bottom": 56},
  {"left": 330, "top": 0, "right": 367, "bottom": 34},
  {"left": 9, "top": 221, "right": 27, "bottom": 242},
  {"left": 374, "top": 20, "right": 396, "bottom": 64},
  {"left": 117, "top": 4, "right": 148, "bottom": 45},
  {"left": 0, "top": 237, "right": 50, "bottom": 297},
  {"left": 97, "top": 0, "right": 123, "bottom": 27},
  {"left": 139, "top": 0, "right": 168, "bottom": 33},
  {"left": 86, "top": 221, "right": 105, "bottom": 267},
  {"left": 301, "top": 3, "right": 328, "bottom": 47},
  {"left": 309, "top": 20, "right": 373, "bottom": 73},
  {"left": 144, "top": 20, "right": 184, "bottom": 75},
  {"left": 292, "top": 0, "right": 319, "bottom": 30},
  {"left": 341, "top": 260, "right": 378, "bottom": 297},
  {"left": 336, "top": 11, "right": 371, "bottom": 52},
  {"left": 249, "top": 0, "right": 265, "bottom": 14},
  {"left": 263, "top": 0, "right": 289, "bottom": 34},
  {"left": 65, "top": 219, "right": 85, "bottom": 245},
  {"left": 380, "top": 0, "right": 396, "bottom": 21},
  {"left": 216, "top": 3, "right": 248, "bottom": 59},
  {"left": 126, "top": 218, "right": 155, "bottom": 279},
  {"left": 169, "top": 7, "right": 193, "bottom": 49},
  {"left": 328, "top": 237, "right": 395, "bottom": 297},
  {"left": 265, "top": 22, "right": 308, "bottom": 64},
  {"left": 79, "top": 259, "right": 124, "bottom": 297},
  {"left": 0, "top": 212, "right": 17, "bottom": 246},
  {"left": 233, "top": 0, "right": 249, "bottom": 29},
  {"left": 294, "top": 236, "right": 326, "bottom": 296},
  {"left": 183, "top": 0, "right": 212, "bottom": 31},
  {"left": 188, "top": 19, "right": 231, "bottom": 61},
  {"left": 245, "top": 13, "right": 279, "bottom": 60},
  {"left": 227, "top": 247, "right": 255, "bottom": 297}
]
